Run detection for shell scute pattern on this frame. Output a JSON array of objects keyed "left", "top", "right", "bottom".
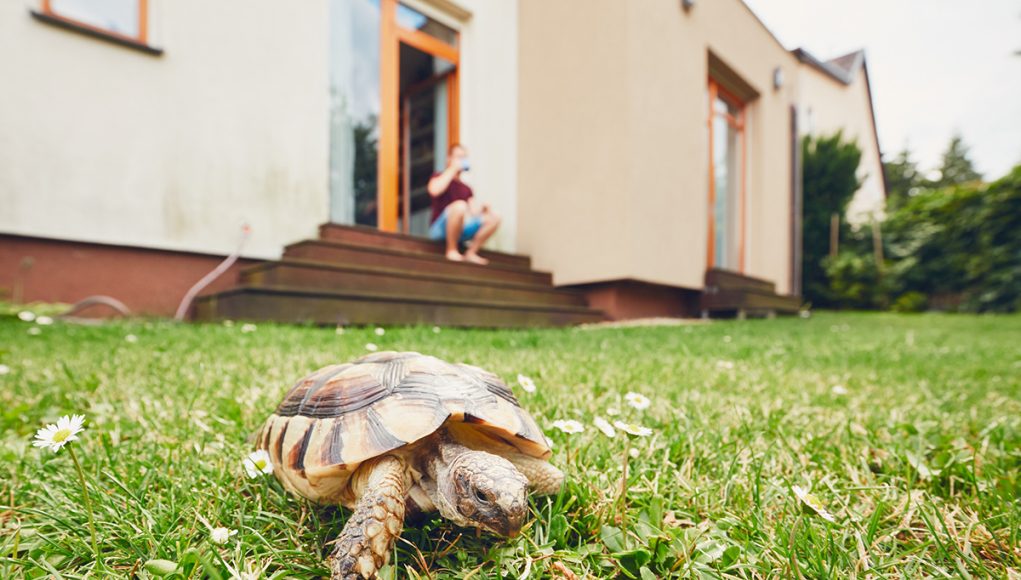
[{"left": 260, "top": 352, "right": 551, "bottom": 502}]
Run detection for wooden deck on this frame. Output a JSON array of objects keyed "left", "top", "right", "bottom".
[
  {"left": 193, "top": 224, "right": 606, "bottom": 327},
  {"left": 699, "top": 268, "right": 802, "bottom": 318}
]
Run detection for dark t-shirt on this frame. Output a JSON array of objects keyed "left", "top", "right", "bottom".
[{"left": 430, "top": 172, "right": 473, "bottom": 224}]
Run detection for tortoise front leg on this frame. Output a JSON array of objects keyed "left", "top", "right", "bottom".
[
  {"left": 505, "top": 453, "right": 564, "bottom": 496},
  {"left": 330, "top": 455, "right": 409, "bottom": 579}
]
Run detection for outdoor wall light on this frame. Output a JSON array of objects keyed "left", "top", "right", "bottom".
[
  {"left": 682, "top": 0, "right": 695, "bottom": 11},
  {"left": 773, "top": 66, "right": 784, "bottom": 90}
]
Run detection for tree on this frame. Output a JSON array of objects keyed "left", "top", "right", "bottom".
[
  {"left": 883, "top": 148, "right": 924, "bottom": 211},
  {"left": 929, "top": 133, "right": 982, "bottom": 189},
  {"left": 801, "top": 132, "right": 862, "bottom": 306}
]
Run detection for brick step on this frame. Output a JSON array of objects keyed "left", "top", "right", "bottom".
[
  {"left": 700, "top": 288, "right": 802, "bottom": 314},
  {"left": 705, "top": 268, "right": 777, "bottom": 294},
  {"left": 319, "top": 223, "right": 531, "bottom": 270},
  {"left": 242, "top": 259, "right": 587, "bottom": 308},
  {"left": 284, "top": 240, "right": 553, "bottom": 286},
  {"left": 193, "top": 286, "right": 605, "bottom": 328}
]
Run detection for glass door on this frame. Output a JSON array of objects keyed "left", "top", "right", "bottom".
[
  {"left": 328, "top": 0, "right": 459, "bottom": 233},
  {"left": 707, "top": 79, "right": 746, "bottom": 272},
  {"left": 400, "top": 46, "right": 455, "bottom": 235}
]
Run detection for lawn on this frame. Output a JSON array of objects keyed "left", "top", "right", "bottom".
[{"left": 1, "top": 311, "right": 1019, "bottom": 578}]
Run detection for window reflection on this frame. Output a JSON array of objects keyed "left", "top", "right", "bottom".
[
  {"left": 329, "top": 0, "right": 381, "bottom": 226},
  {"left": 396, "top": 3, "right": 458, "bottom": 46},
  {"left": 51, "top": 0, "right": 139, "bottom": 36}
]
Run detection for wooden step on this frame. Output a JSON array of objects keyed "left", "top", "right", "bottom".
[
  {"left": 319, "top": 223, "right": 532, "bottom": 270},
  {"left": 193, "top": 285, "right": 605, "bottom": 328},
  {"left": 242, "top": 259, "right": 587, "bottom": 308},
  {"left": 700, "top": 288, "right": 802, "bottom": 314},
  {"left": 705, "top": 268, "right": 777, "bottom": 294},
  {"left": 284, "top": 240, "right": 553, "bottom": 286}
]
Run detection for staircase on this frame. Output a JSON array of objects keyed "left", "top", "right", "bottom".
[
  {"left": 700, "top": 268, "right": 801, "bottom": 318},
  {"left": 193, "top": 224, "right": 606, "bottom": 327}
]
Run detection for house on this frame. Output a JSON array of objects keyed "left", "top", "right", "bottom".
[{"left": 0, "top": 0, "right": 885, "bottom": 325}]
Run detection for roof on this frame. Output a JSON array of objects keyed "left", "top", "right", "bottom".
[{"left": 791, "top": 48, "right": 865, "bottom": 85}]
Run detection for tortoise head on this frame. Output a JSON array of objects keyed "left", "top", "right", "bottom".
[{"left": 439, "top": 450, "right": 529, "bottom": 537}]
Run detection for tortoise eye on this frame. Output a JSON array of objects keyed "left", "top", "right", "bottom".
[{"left": 474, "top": 488, "right": 490, "bottom": 504}]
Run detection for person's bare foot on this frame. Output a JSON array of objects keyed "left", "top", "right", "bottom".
[
  {"left": 445, "top": 249, "right": 464, "bottom": 262},
  {"left": 463, "top": 251, "right": 490, "bottom": 265}
]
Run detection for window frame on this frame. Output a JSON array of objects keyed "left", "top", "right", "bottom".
[
  {"left": 707, "top": 77, "right": 748, "bottom": 273},
  {"left": 33, "top": 0, "right": 160, "bottom": 55}
]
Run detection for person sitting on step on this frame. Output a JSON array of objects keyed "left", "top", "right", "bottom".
[{"left": 427, "top": 144, "right": 501, "bottom": 265}]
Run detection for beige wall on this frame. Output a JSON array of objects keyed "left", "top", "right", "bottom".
[
  {"left": 798, "top": 61, "right": 886, "bottom": 221},
  {"left": 518, "top": 0, "right": 799, "bottom": 293},
  {"left": 0, "top": 0, "right": 330, "bottom": 259}
]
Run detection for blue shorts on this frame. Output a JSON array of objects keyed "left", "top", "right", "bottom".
[{"left": 428, "top": 206, "right": 483, "bottom": 243}]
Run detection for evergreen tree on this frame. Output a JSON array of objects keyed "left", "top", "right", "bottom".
[
  {"left": 929, "top": 134, "right": 982, "bottom": 189},
  {"left": 883, "top": 148, "right": 923, "bottom": 211},
  {"left": 801, "top": 132, "right": 862, "bottom": 306}
]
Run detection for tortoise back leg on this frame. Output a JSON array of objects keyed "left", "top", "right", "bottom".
[
  {"left": 504, "top": 453, "right": 564, "bottom": 496},
  {"left": 330, "top": 455, "right": 410, "bottom": 579}
]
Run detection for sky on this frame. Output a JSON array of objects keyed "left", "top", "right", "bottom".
[{"left": 742, "top": 0, "right": 1021, "bottom": 179}]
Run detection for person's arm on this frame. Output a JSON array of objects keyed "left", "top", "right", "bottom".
[{"left": 427, "top": 159, "right": 460, "bottom": 197}]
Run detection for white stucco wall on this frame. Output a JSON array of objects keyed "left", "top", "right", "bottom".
[
  {"left": 456, "top": 0, "right": 519, "bottom": 252},
  {"left": 0, "top": 0, "right": 331, "bottom": 259}
]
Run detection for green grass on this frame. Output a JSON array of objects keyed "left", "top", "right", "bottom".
[{"left": 1, "top": 311, "right": 1019, "bottom": 578}]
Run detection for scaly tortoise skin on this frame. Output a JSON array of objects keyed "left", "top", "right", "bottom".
[{"left": 256, "top": 351, "right": 564, "bottom": 579}]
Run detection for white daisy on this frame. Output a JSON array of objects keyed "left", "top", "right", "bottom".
[
  {"left": 223, "top": 320, "right": 235, "bottom": 327},
  {"left": 593, "top": 417, "right": 616, "bottom": 438},
  {"left": 831, "top": 385, "right": 848, "bottom": 396},
  {"left": 240, "top": 323, "right": 257, "bottom": 333},
  {"left": 723, "top": 335, "right": 732, "bottom": 343},
  {"left": 613, "top": 420, "right": 653, "bottom": 437},
  {"left": 35, "top": 316, "right": 54, "bottom": 326},
  {"left": 125, "top": 334, "right": 139, "bottom": 344},
  {"left": 624, "top": 392, "right": 651, "bottom": 411},
  {"left": 629, "top": 447, "right": 640, "bottom": 459},
  {"left": 243, "top": 450, "right": 274, "bottom": 478},
  {"left": 374, "top": 327, "right": 385, "bottom": 336},
  {"left": 606, "top": 407, "right": 621, "bottom": 416},
  {"left": 210, "top": 526, "right": 238, "bottom": 545},
  {"left": 28, "top": 327, "right": 41, "bottom": 336},
  {"left": 33, "top": 414, "right": 86, "bottom": 453},
  {"left": 551, "top": 419, "right": 584, "bottom": 434},
  {"left": 0, "top": 364, "right": 9, "bottom": 375},
  {"left": 365, "top": 342, "right": 378, "bottom": 352},
  {"left": 517, "top": 374, "right": 536, "bottom": 393},
  {"left": 716, "top": 360, "right": 735, "bottom": 370},
  {"left": 432, "top": 326, "right": 441, "bottom": 334},
  {"left": 792, "top": 485, "right": 836, "bottom": 523},
  {"left": 17, "top": 311, "right": 36, "bottom": 322}
]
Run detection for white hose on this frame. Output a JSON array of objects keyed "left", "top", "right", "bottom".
[{"left": 174, "top": 224, "right": 251, "bottom": 321}]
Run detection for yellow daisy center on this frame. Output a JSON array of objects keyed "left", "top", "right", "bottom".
[
  {"left": 52, "top": 428, "right": 72, "bottom": 443},
  {"left": 254, "top": 459, "right": 267, "bottom": 470}
]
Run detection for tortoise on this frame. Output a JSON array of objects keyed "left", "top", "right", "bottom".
[{"left": 256, "top": 351, "right": 563, "bottom": 579}]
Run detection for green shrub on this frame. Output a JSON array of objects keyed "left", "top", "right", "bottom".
[{"left": 891, "top": 291, "right": 928, "bottom": 313}]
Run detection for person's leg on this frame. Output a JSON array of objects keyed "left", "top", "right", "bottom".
[
  {"left": 443, "top": 200, "right": 468, "bottom": 261},
  {"left": 464, "top": 211, "right": 501, "bottom": 265}
]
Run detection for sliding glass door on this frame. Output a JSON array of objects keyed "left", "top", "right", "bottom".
[{"left": 707, "top": 79, "right": 746, "bottom": 272}]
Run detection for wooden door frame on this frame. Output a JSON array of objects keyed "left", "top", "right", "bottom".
[
  {"left": 379, "top": 0, "right": 460, "bottom": 232},
  {"left": 706, "top": 78, "right": 747, "bottom": 273}
]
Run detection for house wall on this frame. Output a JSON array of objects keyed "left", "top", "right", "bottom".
[
  {"left": 518, "top": 0, "right": 799, "bottom": 294},
  {"left": 797, "top": 62, "right": 886, "bottom": 221},
  {"left": 0, "top": 0, "right": 331, "bottom": 259},
  {"left": 0, "top": 0, "right": 520, "bottom": 258}
]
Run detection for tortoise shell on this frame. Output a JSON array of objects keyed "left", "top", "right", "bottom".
[{"left": 257, "top": 351, "right": 551, "bottom": 503}]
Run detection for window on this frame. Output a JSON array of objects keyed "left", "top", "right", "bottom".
[
  {"left": 707, "top": 78, "right": 747, "bottom": 272},
  {"left": 37, "top": 0, "right": 151, "bottom": 48}
]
